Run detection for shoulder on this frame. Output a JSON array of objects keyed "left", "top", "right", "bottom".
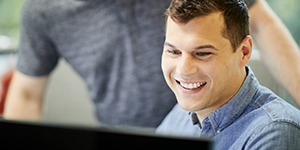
[
  {"left": 156, "top": 104, "right": 198, "bottom": 137},
  {"left": 245, "top": 120, "right": 300, "bottom": 149},
  {"left": 253, "top": 86, "right": 300, "bottom": 125},
  {"left": 22, "top": 0, "right": 62, "bottom": 28},
  {"left": 22, "top": 0, "right": 82, "bottom": 22},
  {"left": 262, "top": 99, "right": 300, "bottom": 124},
  {"left": 253, "top": 94, "right": 300, "bottom": 130},
  {"left": 156, "top": 104, "right": 189, "bottom": 132},
  {"left": 244, "top": 88, "right": 300, "bottom": 149},
  {"left": 229, "top": 114, "right": 300, "bottom": 150},
  {"left": 23, "top": 0, "right": 56, "bottom": 15},
  {"left": 225, "top": 88, "right": 300, "bottom": 149}
]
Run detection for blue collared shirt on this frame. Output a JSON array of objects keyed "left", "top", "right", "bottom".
[{"left": 156, "top": 66, "right": 300, "bottom": 149}]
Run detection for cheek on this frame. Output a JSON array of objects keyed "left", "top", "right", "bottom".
[
  {"left": 161, "top": 55, "right": 168, "bottom": 75},
  {"left": 211, "top": 59, "right": 238, "bottom": 90},
  {"left": 205, "top": 59, "right": 231, "bottom": 87},
  {"left": 161, "top": 55, "right": 175, "bottom": 83}
]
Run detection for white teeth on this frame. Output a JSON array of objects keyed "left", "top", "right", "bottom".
[
  {"left": 188, "top": 83, "right": 193, "bottom": 89},
  {"left": 180, "top": 82, "right": 206, "bottom": 89}
]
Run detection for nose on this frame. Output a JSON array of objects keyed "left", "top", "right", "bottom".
[{"left": 176, "top": 54, "right": 198, "bottom": 76}]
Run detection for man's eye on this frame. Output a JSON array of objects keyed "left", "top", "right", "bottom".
[
  {"left": 196, "top": 52, "right": 212, "bottom": 56},
  {"left": 167, "top": 50, "right": 181, "bottom": 55}
]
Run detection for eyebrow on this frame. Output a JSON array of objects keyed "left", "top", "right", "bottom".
[
  {"left": 164, "top": 42, "right": 219, "bottom": 51},
  {"left": 164, "top": 42, "right": 176, "bottom": 48}
]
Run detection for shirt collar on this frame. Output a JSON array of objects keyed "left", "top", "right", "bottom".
[{"left": 190, "top": 66, "right": 260, "bottom": 134}]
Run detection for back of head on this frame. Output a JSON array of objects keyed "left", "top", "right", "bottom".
[{"left": 165, "top": 0, "right": 249, "bottom": 52}]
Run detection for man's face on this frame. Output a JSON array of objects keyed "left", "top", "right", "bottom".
[{"left": 162, "top": 12, "right": 248, "bottom": 115}]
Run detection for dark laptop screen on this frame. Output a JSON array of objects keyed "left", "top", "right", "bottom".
[{"left": 0, "top": 119, "right": 212, "bottom": 149}]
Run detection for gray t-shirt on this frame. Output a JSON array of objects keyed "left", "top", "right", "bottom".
[
  {"left": 17, "top": 0, "right": 256, "bottom": 127},
  {"left": 245, "top": 0, "right": 257, "bottom": 8}
]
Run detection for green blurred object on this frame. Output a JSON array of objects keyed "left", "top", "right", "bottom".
[{"left": 0, "top": 0, "right": 24, "bottom": 41}]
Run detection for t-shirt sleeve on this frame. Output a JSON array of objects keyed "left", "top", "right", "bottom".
[
  {"left": 17, "top": 0, "right": 59, "bottom": 76},
  {"left": 244, "top": 0, "right": 257, "bottom": 8}
]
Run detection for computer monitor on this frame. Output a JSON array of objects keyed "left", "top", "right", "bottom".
[{"left": 0, "top": 119, "right": 212, "bottom": 149}]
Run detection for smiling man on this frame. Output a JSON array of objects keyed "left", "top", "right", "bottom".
[{"left": 156, "top": 0, "right": 300, "bottom": 149}]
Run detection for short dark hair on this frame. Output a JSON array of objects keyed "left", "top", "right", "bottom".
[{"left": 165, "top": 0, "right": 249, "bottom": 52}]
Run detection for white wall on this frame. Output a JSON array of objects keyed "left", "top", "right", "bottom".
[{"left": 42, "top": 59, "right": 98, "bottom": 126}]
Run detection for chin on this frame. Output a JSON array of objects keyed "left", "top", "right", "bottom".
[{"left": 177, "top": 97, "right": 206, "bottom": 112}]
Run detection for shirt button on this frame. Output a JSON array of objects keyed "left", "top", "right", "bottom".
[{"left": 217, "top": 129, "right": 221, "bottom": 134}]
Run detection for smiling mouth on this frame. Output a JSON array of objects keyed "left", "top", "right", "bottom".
[{"left": 176, "top": 80, "right": 207, "bottom": 90}]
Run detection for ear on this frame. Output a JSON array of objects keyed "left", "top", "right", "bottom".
[{"left": 237, "top": 35, "right": 253, "bottom": 67}]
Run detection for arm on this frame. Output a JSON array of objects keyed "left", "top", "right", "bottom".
[
  {"left": 249, "top": 0, "right": 300, "bottom": 106},
  {"left": 3, "top": 70, "right": 48, "bottom": 120},
  {"left": 3, "top": 1, "right": 58, "bottom": 120},
  {"left": 0, "top": 69, "right": 13, "bottom": 116}
]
